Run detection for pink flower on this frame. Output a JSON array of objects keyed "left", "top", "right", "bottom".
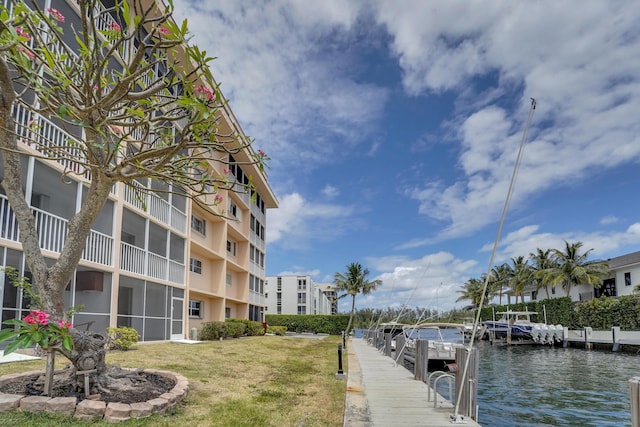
[
  {"left": 18, "top": 46, "right": 35, "bottom": 59},
  {"left": 46, "top": 8, "right": 65, "bottom": 23},
  {"left": 257, "top": 149, "right": 267, "bottom": 157},
  {"left": 15, "top": 26, "right": 30, "bottom": 40},
  {"left": 214, "top": 194, "right": 223, "bottom": 204},
  {"left": 23, "top": 310, "right": 50, "bottom": 326},
  {"left": 223, "top": 168, "right": 231, "bottom": 175},
  {"left": 108, "top": 22, "right": 121, "bottom": 32},
  {"left": 111, "top": 125, "right": 123, "bottom": 134},
  {"left": 35, "top": 311, "right": 50, "bottom": 325},
  {"left": 195, "top": 86, "right": 215, "bottom": 101},
  {"left": 158, "top": 27, "right": 170, "bottom": 37},
  {"left": 23, "top": 313, "right": 37, "bottom": 325},
  {"left": 58, "top": 320, "right": 72, "bottom": 328}
]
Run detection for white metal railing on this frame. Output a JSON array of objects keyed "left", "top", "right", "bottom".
[
  {"left": 123, "top": 181, "right": 187, "bottom": 233},
  {"left": 0, "top": 195, "right": 113, "bottom": 266},
  {"left": 119, "top": 242, "right": 146, "bottom": 276},
  {"left": 13, "top": 104, "right": 87, "bottom": 175},
  {"left": 119, "top": 242, "right": 185, "bottom": 285}
]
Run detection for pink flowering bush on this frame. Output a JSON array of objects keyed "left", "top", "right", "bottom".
[
  {"left": 0, "top": 310, "right": 73, "bottom": 355},
  {"left": 45, "top": 7, "right": 65, "bottom": 23}
]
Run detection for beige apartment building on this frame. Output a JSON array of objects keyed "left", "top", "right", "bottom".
[{"left": 0, "top": 0, "right": 277, "bottom": 342}]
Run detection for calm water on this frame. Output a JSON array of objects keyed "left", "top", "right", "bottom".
[
  {"left": 357, "top": 329, "right": 638, "bottom": 426},
  {"left": 477, "top": 342, "right": 637, "bottom": 426}
]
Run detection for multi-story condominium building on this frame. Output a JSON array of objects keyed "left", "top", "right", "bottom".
[
  {"left": 0, "top": 0, "right": 277, "bottom": 342},
  {"left": 265, "top": 276, "right": 336, "bottom": 315}
]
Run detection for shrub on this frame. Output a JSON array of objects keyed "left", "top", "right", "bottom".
[
  {"left": 107, "top": 326, "right": 139, "bottom": 351},
  {"left": 268, "top": 326, "right": 287, "bottom": 336},
  {"left": 199, "top": 321, "right": 225, "bottom": 340},
  {"left": 265, "top": 314, "right": 349, "bottom": 335}
]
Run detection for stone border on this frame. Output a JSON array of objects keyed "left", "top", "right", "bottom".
[{"left": 0, "top": 368, "right": 188, "bottom": 422}]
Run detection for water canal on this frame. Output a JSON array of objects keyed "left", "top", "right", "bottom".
[
  {"left": 355, "top": 328, "right": 637, "bottom": 426},
  {"left": 476, "top": 341, "right": 637, "bottom": 426}
]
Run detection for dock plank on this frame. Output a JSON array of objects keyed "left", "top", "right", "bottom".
[{"left": 344, "top": 337, "right": 481, "bottom": 427}]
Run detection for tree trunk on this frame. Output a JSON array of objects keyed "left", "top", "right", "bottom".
[{"left": 345, "top": 295, "right": 356, "bottom": 334}]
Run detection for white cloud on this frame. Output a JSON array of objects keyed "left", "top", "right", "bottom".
[
  {"left": 321, "top": 185, "right": 339, "bottom": 199},
  {"left": 600, "top": 215, "right": 620, "bottom": 225},
  {"left": 380, "top": 1, "right": 640, "bottom": 243},
  {"left": 267, "top": 192, "right": 360, "bottom": 248},
  {"left": 483, "top": 223, "right": 640, "bottom": 265},
  {"left": 173, "top": 0, "right": 389, "bottom": 192}
]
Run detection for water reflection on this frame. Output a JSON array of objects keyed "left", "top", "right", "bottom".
[{"left": 477, "top": 342, "right": 636, "bottom": 426}]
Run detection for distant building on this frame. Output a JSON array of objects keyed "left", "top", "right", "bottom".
[
  {"left": 265, "top": 276, "right": 336, "bottom": 315},
  {"left": 509, "top": 250, "right": 640, "bottom": 304}
]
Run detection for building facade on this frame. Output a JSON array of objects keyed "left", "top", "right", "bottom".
[
  {"left": 507, "top": 250, "right": 640, "bottom": 304},
  {"left": 0, "top": 0, "right": 277, "bottom": 342},
  {"left": 264, "top": 276, "right": 336, "bottom": 315}
]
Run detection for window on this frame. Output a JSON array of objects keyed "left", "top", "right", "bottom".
[
  {"left": 625, "top": 272, "right": 632, "bottom": 286},
  {"left": 229, "top": 201, "right": 238, "bottom": 218},
  {"left": 225, "top": 307, "right": 231, "bottom": 318},
  {"left": 226, "top": 240, "right": 236, "bottom": 256},
  {"left": 191, "top": 215, "right": 206, "bottom": 235},
  {"left": 189, "top": 258, "right": 202, "bottom": 274},
  {"left": 189, "top": 300, "right": 202, "bottom": 318},
  {"left": 298, "top": 279, "right": 306, "bottom": 290},
  {"left": 297, "top": 306, "right": 306, "bottom": 315},
  {"left": 298, "top": 292, "right": 306, "bottom": 304},
  {"left": 226, "top": 272, "right": 232, "bottom": 286},
  {"left": 551, "top": 286, "right": 556, "bottom": 295}
]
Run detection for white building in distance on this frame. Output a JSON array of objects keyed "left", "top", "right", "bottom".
[{"left": 265, "top": 276, "right": 336, "bottom": 315}]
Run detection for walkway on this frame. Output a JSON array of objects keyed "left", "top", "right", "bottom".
[{"left": 343, "top": 337, "right": 481, "bottom": 427}]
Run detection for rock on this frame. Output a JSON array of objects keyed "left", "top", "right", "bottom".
[
  {"left": 104, "top": 402, "right": 132, "bottom": 422},
  {"left": 130, "top": 401, "right": 153, "bottom": 418},
  {"left": 45, "top": 396, "right": 77, "bottom": 416},
  {"left": 74, "top": 399, "right": 106, "bottom": 420},
  {"left": 19, "top": 395, "right": 51, "bottom": 412},
  {"left": 0, "top": 393, "right": 23, "bottom": 411}
]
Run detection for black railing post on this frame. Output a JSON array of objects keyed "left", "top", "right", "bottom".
[{"left": 336, "top": 343, "right": 345, "bottom": 379}]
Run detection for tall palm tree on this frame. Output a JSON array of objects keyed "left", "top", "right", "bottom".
[
  {"left": 529, "top": 248, "right": 557, "bottom": 299},
  {"left": 507, "top": 256, "right": 532, "bottom": 303},
  {"left": 548, "top": 241, "right": 609, "bottom": 297},
  {"left": 333, "top": 262, "right": 382, "bottom": 334},
  {"left": 456, "top": 276, "right": 487, "bottom": 308},
  {"left": 489, "top": 263, "right": 511, "bottom": 305}
]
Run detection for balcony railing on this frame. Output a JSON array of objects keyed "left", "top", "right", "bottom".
[
  {"left": 123, "top": 181, "right": 187, "bottom": 233},
  {"left": 120, "top": 242, "right": 185, "bottom": 285},
  {"left": 0, "top": 195, "right": 113, "bottom": 266}
]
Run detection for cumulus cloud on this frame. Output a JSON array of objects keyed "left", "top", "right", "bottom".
[
  {"left": 267, "top": 192, "right": 361, "bottom": 248},
  {"left": 380, "top": 1, "right": 640, "bottom": 243}
]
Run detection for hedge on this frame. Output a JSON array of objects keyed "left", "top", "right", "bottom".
[
  {"left": 477, "top": 294, "right": 640, "bottom": 330},
  {"left": 265, "top": 314, "right": 349, "bottom": 335}
]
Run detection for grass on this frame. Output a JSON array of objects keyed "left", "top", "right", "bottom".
[{"left": 0, "top": 335, "right": 347, "bottom": 427}]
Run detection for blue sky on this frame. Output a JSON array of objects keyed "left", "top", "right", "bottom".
[{"left": 173, "top": 1, "right": 640, "bottom": 313}]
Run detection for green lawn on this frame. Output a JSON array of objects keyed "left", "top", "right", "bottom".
[{"left": 0, "top": 335, "right": 347, "bottom": 426}]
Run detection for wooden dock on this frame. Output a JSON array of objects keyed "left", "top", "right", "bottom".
[{"left": 344, "top": 337, "right": 481, "bottom": 427}]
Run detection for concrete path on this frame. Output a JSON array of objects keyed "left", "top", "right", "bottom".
[{"left": 344, "top": 337, "right": 480, "bottom": 427}]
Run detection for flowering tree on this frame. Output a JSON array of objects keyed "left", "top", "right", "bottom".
[{"left": 0, "top": 0, "right": 266, "bottom": 380}]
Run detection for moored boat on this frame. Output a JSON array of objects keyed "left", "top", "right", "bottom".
[{"left": 484, "top": 310, "right": 563, "bottom": 344}]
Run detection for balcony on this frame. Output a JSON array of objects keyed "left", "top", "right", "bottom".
[
  {"left": 120, "top": 242, "right": 185, "bottom": 285},
  {"left": 0, "top": 194, "right": 113, "bottom": 266},
  {"left": 123, "top": 181, "right": 187, "bottom": 233}
]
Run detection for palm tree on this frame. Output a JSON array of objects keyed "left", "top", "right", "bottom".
[
  {"left": 488, "top": 263, "right": 511, "bottom": 305},
  {"left": 456, "top": 276, "right": 487, "bottom": 308},
  {"left": 507, "top": 256, "right": 532, "bottom": 303},
  {"left": 333, "top": 263, "right": 382, "bottom": 334},
  {"left": 529, "top": 248, "right": 557, "bottom": 299},
  {"left": 548, "top": 241, "right": 609, "bottom": 297}
]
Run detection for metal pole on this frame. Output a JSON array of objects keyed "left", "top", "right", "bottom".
[{"left": 337, "top": 344, "right": 344, "bottom": 375}]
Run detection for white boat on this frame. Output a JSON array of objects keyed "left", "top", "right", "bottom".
[
  {"left": 400, "top": 323, "right": 465, "bottom": 371},
  {"left": 484, "top": 310, "right": 563, "bottom": 344}
]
